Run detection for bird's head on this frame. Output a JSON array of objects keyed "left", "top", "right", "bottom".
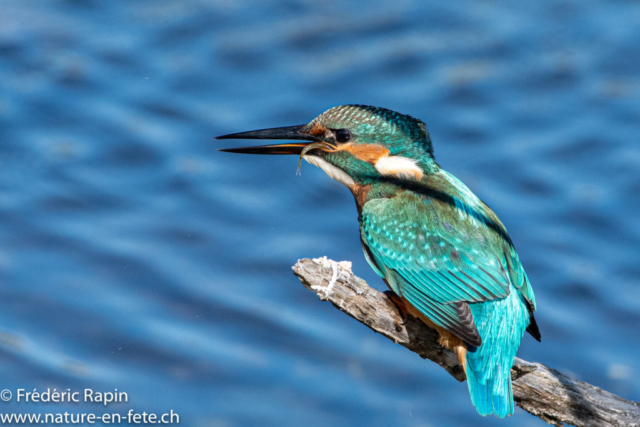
[{"left": 217, "top": 105, "right": 439, "bottom": 188}]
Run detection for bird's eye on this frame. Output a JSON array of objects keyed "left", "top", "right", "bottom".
[{"left": 335, "top": 129, "right": 352, "bottom": 143}]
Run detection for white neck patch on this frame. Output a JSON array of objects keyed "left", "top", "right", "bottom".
[
  {"left": 375, "top": 155, "right": 424, "bottom": 181},
  {"left": 304, "top": 155, "right": 355, "bottom": 188}
]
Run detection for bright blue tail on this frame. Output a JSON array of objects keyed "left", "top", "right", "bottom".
[{"left": 465, "top": 285, "right": 529, "bottom": 418}]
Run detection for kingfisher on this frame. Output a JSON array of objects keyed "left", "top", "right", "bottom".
[{"left": 217, "top": 105, "right": 540, "bottom": 418}]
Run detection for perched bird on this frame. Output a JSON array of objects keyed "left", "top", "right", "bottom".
[{"left": 217, "top": 105, "right": 540, "bottom": 418}]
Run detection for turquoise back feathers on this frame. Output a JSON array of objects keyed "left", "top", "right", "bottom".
[{"left": 359, "top": 174, "right": 537, "bottom": 418}]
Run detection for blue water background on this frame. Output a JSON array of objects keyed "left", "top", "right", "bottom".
[{"left": 1, "top": 1, "right": 639, "bottom": 426}]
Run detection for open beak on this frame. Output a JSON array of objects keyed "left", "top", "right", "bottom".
[{"left": 216, "top": 125, "right": 322, "bottom": 155}]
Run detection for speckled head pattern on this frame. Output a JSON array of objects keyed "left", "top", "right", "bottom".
[{"left": 307, "top": 104, "right": 434, "bottom": 159}]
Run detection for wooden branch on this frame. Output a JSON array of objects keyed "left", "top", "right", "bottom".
[{"left": 292, "top": 257, "right": 640, "bottom": 427}]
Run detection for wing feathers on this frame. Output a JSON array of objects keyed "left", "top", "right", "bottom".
[
  {"left": 361, "top": 194, "right": 526, "bottom": 346},
  {"left": 400, "top": 277, "right": 482, "bottom": 346}
]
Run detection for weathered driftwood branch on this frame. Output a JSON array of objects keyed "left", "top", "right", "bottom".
[{"left": 292, "top": 257, "right": 640, "bottom": 427}]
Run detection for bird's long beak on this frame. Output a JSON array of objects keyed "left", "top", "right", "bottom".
[{"left": 216, "top": 125, "right": 322, "bottom": 155}]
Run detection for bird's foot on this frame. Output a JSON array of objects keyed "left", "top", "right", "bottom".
[{"left": 384, "top": 290, "right": 410, "bottom": 322}]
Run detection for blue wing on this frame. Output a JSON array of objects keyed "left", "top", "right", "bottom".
[{"left": 361, "top": 191, "right": 521, "bottom": 346}]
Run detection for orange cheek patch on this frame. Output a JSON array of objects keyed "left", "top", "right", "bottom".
[
  {"left": 308, "top": 122, "right": 327, "bottom": 136},
  {"left": 340, "top": 144, "right": 390, "bottom": 164}
]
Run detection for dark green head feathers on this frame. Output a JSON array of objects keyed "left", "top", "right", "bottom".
[
  {"left": 300, "top": 105, "right": 439, "bottom": 186},
  {"left": 308, "top": 104, "right": 434, "bottom": 158}
]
